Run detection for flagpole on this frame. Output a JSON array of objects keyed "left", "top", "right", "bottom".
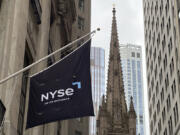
[{"left": 0, "top": 28, "right": 100, "bottom": 84}]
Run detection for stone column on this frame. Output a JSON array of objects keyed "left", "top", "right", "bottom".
[
  {"left": 25, "top": 0, "right": 52, "bottom": 135},
  {"left": 0, "top": 0, "right": 29, "bottom": 135}
]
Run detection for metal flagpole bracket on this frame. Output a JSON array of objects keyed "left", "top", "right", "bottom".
[{"left": 0, "top": 28, "right": 100, "bottom": 85}]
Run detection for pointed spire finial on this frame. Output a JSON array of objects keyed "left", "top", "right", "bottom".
[
  {"left": 113, "top": 3, "right": 115, "bottom": 8},
  {"left": 129, "top": 96, "right": 136, "bottom": 118},
  {"left": 129, "top": 96, "right": 136, "bottom": 114},
  {"left": 112, "top": 4, "right": 116, "bottom": 14},
  {"left": 130, "top": 96, "right": 133, "bottom": 101}
]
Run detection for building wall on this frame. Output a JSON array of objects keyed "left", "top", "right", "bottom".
[
  {"left": 120, "top": 44, "right": 144, "bottom": 135},
  {"left": 90, "top": 47, "right": 105, "bottom": 135},
  {"left": 0, "top": 0, "right": 91, "bottom": 135},
  {"left": 143, "top": 0, "right": 180, "bottom": 134},
  {"left": 71, "top": 0, "right": 91, "bottom": 42}
]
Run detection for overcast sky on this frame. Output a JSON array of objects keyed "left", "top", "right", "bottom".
[{"left": 91, "top": 0, "right": 150, "bottom": 135}]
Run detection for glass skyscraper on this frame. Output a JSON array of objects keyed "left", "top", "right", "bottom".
[
  {"left": 120, "top": 44, "right": 144, "bottom": 135},
  {"left": 90, "top": 47, "right": 105, "bottom": 135}
]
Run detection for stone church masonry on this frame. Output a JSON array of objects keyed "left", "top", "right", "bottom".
[{"left": 96, "top": 8, "right": 136, "bottom": 135}]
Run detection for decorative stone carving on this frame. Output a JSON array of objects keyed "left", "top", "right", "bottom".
[
  {"left": 57, "top": 0, "right": 67, "bottom": 15},
  {"left": 114, "top": 69, "right": 118, "bottom": 76},
  {"left": 31, "top": 0, "right": 42, "bottom": 24},
  {"left": 110, "top": 55, "right": 114, "bottom": 61}
]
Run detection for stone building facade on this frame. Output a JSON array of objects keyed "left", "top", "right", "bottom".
[
  {"left": 0, "top": 0, "right": 91, "bottom": 135},
  {"left": 143, "top": 0, "right": 180, "bottom": 134},
  {"left": 96, "top": 8, "right": 136, "bottom": 135}
]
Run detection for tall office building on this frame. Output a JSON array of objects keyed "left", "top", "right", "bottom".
[
  {"left": 0, "top": 0, "right": 91, "bottom": 135},
  {"left": 143, "top": 0, "right": 180, "bottom": 134},
  {"left": 89, "top": 47, "right": 105, "bottom": 135},
  {"left": 120, "top": 44, "right": 144, "bottom": 135}
]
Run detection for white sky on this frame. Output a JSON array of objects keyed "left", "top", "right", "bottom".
[{"left": 91, "top": 0, "right": 150, "bottom": 135}]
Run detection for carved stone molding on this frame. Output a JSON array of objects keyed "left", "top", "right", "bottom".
[
  {"left": 57, "top": 0, "right": 66, "bottom": 16},
  {"left": 31, "top": 0, "right": 42, "bottom": 24},
  {"left": 110, "top": 55, "right": 114, "bottom": 61},
  {"left": 114, "top": 69, "right": 119, "bottom": 76}
]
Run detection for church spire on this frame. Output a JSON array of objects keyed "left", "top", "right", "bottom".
[
  {"left": 96, "top": 7, "right": 136, "bottom": 135},
  {"left": 129, "top": 97, "right": 136, "bottom": 118},
  {"left": 106, "top": 7, "right": 128, "bottom": 129}
]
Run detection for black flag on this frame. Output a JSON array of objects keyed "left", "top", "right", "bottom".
[{"left": 26, "top": 40, "right": 94, "bottom": 129}]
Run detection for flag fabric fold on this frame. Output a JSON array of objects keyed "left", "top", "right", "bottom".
[{"left": 26, "top": 40, "right": 94, "bottom": 129}]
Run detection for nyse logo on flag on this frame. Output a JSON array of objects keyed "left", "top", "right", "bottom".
[
  {"left": 26, "top": 40, "right": 94, "bottom": 129},
  {"left": 40, "top": 82, "right": 81, "bottom": 103}
]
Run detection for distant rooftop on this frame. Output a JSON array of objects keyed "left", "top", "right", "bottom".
[{"left": 120, "top": 44, "right": 141, "bottom": 50}]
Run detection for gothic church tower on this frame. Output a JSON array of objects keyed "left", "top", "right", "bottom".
[{"left": 96, "top": 8, "right": 136, "bottom": 135}]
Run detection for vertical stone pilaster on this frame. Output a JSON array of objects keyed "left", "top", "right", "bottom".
[
  {"left": 26, "top": 1, "right": 52, "bottom": 135},
  {"left": 0, "top": 0, "right": 30, "bottom": 134}
]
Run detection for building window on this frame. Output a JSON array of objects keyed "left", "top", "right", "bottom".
[
  {"left": 137, "top": 53, "right": 140, "bottom": 58},
  {"left": 155, "top": 79, "right": 158, "bottom": 94},
  {"left": 157, "top": 33, "right": 160, "bottom": 48},
  {"left": 171, "top": 80, "right": 176, "bottom": 98},
  {"left": 166, "top": 94, "right": 171, "bottom": 112},
  {"left": 131, "top": 52, "right": 135, "bottom": 57},
  {"left": 158, "top": 50, "right": 161, "bottom": 66},
  {"left": 153, "top": 48, "right": 156, "bottom": 61},
  {"left": 156, "top": 17, "right": 159, "bottom": 30},
  {"left": 162, "top": 107, "right": 166, "bottom": 123},
  {"left": 78, "top": 16, "right": 85, "bottom": 30},
  {"left": 159, "top": 68, "right": 163, "bottom": 84},
  {"left": 168, "top": 116, "right": 173, "bottom": 134},
  {"left": 149, "top": 105, "right": 152, "bottom": 117},
  {"left": 157, "top": 100, "right": 160, "bottom": 114},
  {"left": 78, "top": 0, "right": 84, "bottom": 11},
  {"left": 175, "top": 48, "right": 178, "bottom": 62},
  {"left": 151, "top": 77, "right": 154, "bottom": 89},
  {"left": 152, "top": 94, "right": 155, "bottom": 107},
  {"left": 174, "top": 102, "right": 179, "bottom": 126},
  {"left": 162, "top": 35, "right": 166, "bottom": 52},
  {"left": 155, "top": 64, "right": 157, "bottom": 79},
  {"left": 161, "top": 87, "right": 164, "bottom": 103},
  {"left": 150, "top": 121, "right": 153, "bottom": 134},
  {"left": 153, "top": 111, "right": 157, "bottom": 125},
  {"left": 164, "top": 128, "right": 167, "bottom": 135},
  {"left": 178, "top": 70, "right": 180, "bottom": 84},
  {"left": 163, "top": 54, "right": 167, "bottom": 71},
  {"left": 161, "top": 17, "right": 164, "bottom": 33},
  {"left": 155, "top": 129, "right": 157, "bottom": 135},
  {"left": 165, "top": 73, "right": 169, "bottom": 91},
  {"left": 158, "top": 119, "right": 162, "bottom": 133},
  {"left": 152, "top": 32, "right": 155, "bottom": 45}
]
